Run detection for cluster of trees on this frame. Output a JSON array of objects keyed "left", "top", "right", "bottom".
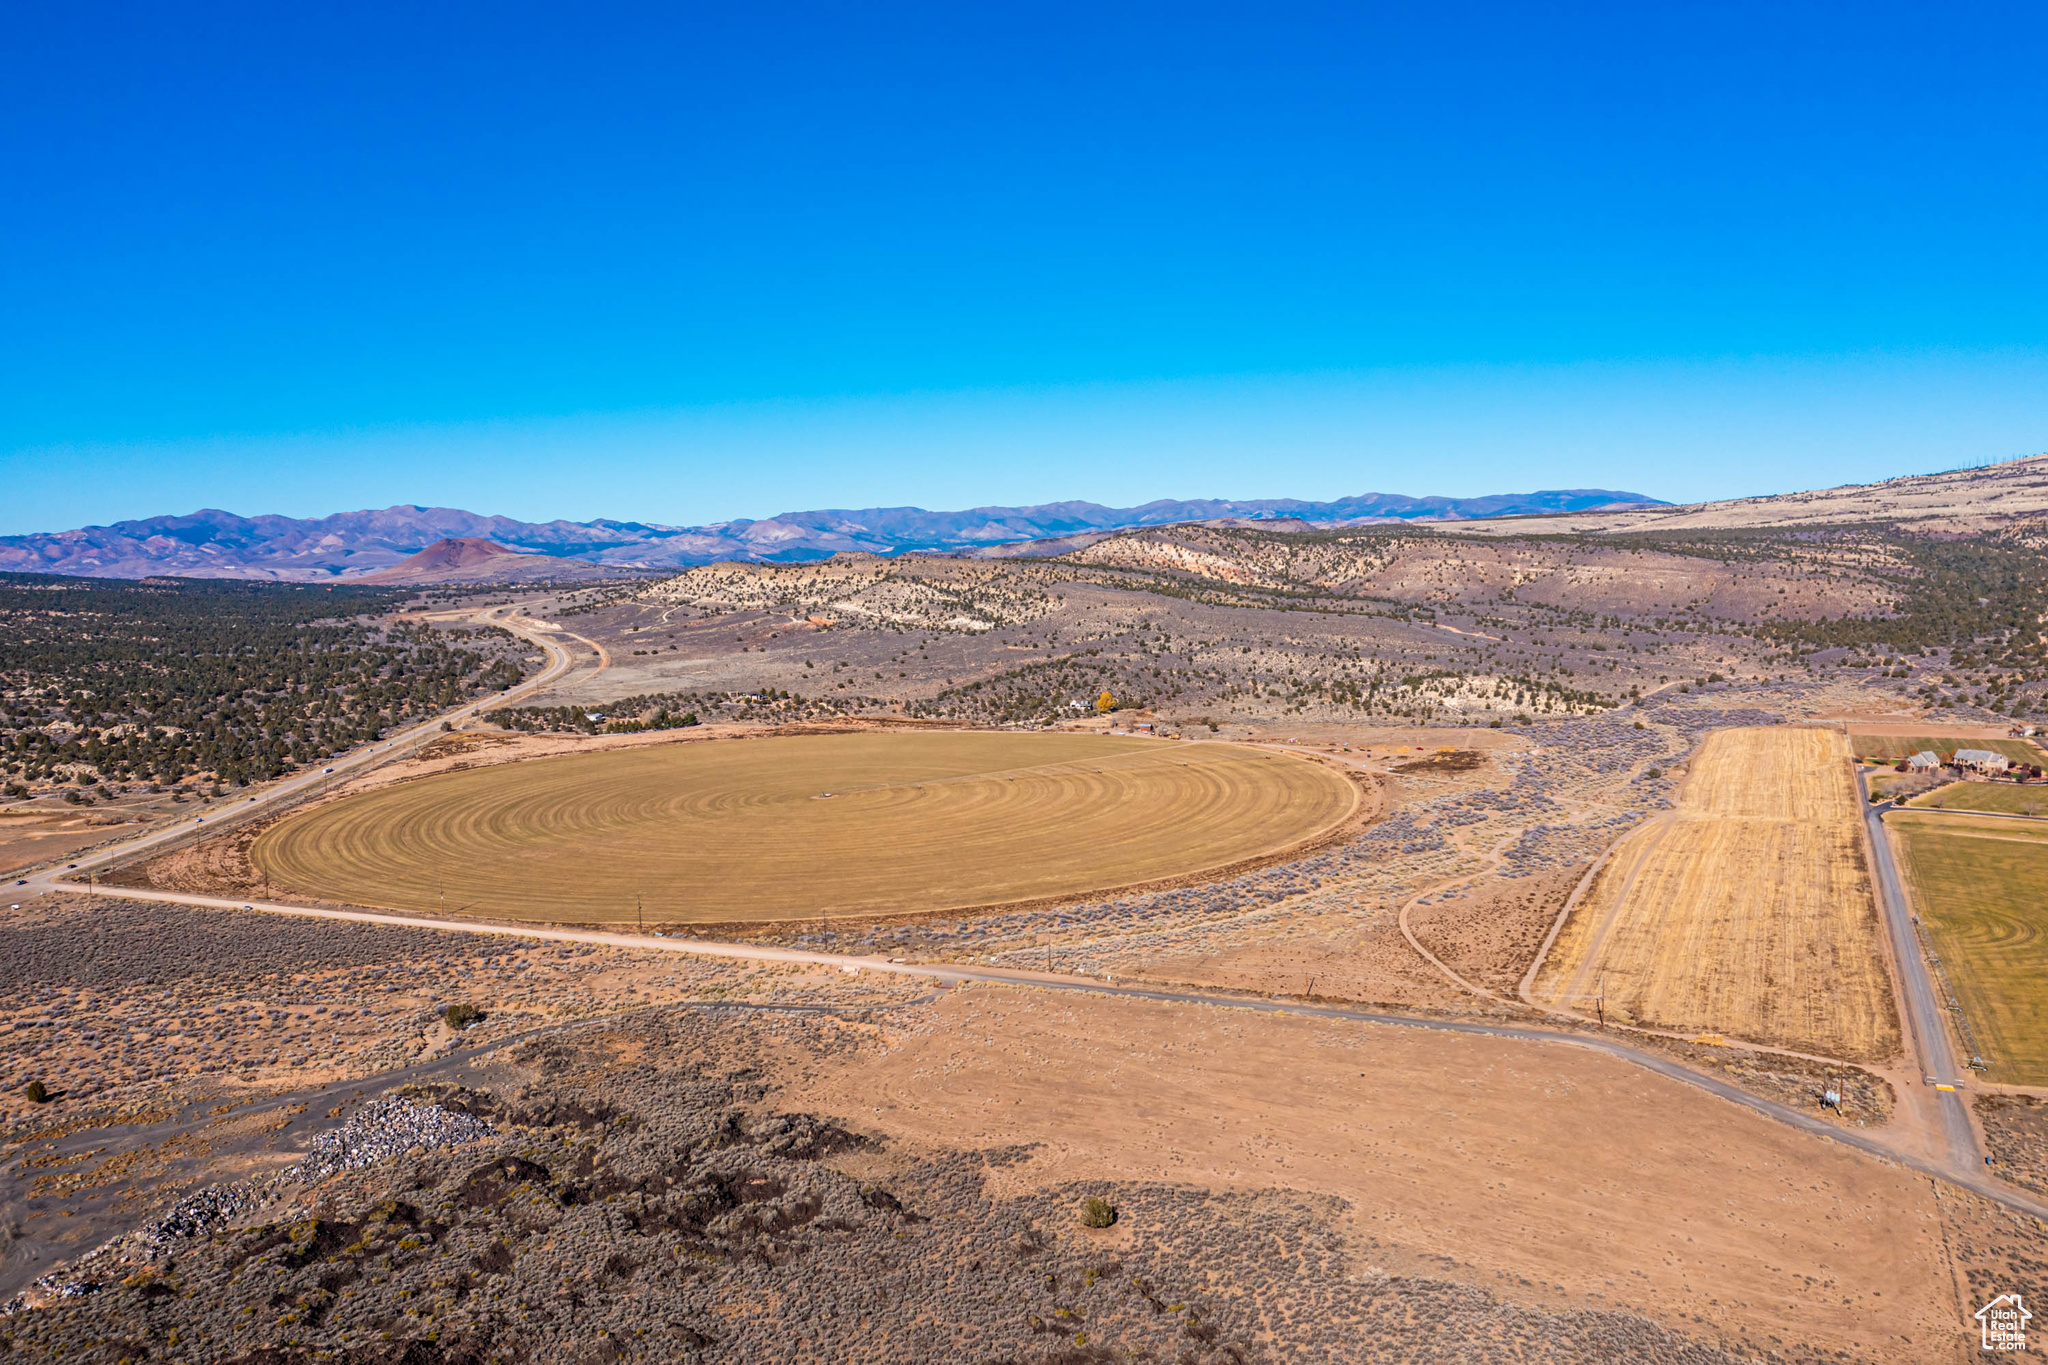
[
  {"left": 0, "top": 574, "right": 530, "bottom": 792},
  {"left": 482, "top": 701, "right": 701, "bottom": 734},
  {"left": 909, "top": 656, "right": 1155, "bottom": 725},
  {"left": 1723, "top": 530, "right": 2048, "bottom": 716},
  {"left": 485, "top": 686, "right": 868, "bottom": 732}
]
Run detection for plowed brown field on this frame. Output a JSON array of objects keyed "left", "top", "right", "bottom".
[
  {"left": 1534, "top": 726, "right": 1899, "bottom": 1060},
  {"left": 250, "top": 732, "right": 1357, "bottom": 925}
]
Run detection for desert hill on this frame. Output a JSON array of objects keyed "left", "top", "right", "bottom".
[
  {"left": 359, "top": 537, "right": 623, "bottom": 585},
  {"left": 1459, "top": 453, "right": 2048, "bottom": 537}
]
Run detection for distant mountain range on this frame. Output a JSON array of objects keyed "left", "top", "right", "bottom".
[{"left": 0, "top": 489, "right": 1664, "bottom": 581}]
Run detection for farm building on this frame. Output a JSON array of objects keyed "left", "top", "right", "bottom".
[
  {"left": 1905, "top": 751, "right": 1942, "bottom": 771},
  {"left": 1952, "top": 748, "right": 2011, "bottom": 774}
]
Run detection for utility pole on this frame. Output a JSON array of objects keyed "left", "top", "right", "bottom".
[{"left": 637, "top": 892, "right": 643, "bottom": 934}]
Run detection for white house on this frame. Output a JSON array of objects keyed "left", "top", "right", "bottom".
[{"left": 1953, "top": 748, "right": 2011, "bottom": 774}]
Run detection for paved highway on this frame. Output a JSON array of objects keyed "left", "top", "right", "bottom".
[
  {"left": 11, "top": 605, "right": 577, "bottom": 891},
  {"left": 1855, "top": 769, "right": 1983, "bottom": 1174}
]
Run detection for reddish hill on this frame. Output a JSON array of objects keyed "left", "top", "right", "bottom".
[{"left": 361, "top": 538, "right": 615, "bottom": 584}]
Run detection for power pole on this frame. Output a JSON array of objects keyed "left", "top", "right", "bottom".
[{"left": 637, "top": 892, "right": 643, "bottom": 934}]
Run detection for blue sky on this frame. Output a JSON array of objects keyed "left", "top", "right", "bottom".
[{"left": 4, "top": 1, "right": 2045, "bottom": 533}]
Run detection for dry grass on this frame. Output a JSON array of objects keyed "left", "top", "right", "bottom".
[
  {"left": 1891, "top": 812, "right": 2048, "bottom": 1084},
  {"left": 251, "top": 732, "right": 1355, "bottom": 925},
  {"left": 1535, "top": 727, "right": 1899, "bottom": 1060}
]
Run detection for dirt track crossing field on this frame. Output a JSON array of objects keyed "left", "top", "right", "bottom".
[
  {"left": 1892, "top": 812, "right": 2048, "bottom": 1085},
  {"left": 1534, "top": 726, "right": 1900, "bottom": 1060},
  {"left": 250, "top": 732, "right": 1357, "bottom": 925}
]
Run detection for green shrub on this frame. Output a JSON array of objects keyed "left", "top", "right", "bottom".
[
  {"left": 1079, "top": 1196, "right": 1116, "bottom": 1229},
  {"left": 442, "top": 1003, "right": 483, "bottom": 1030},
  {"left": 23, "top": 1080, "right": 48, "bottom": 1104}
]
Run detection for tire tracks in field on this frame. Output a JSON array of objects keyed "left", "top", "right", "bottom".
[{"left": 1552, "top": 813, "right": 1673, "bottom": 1008}]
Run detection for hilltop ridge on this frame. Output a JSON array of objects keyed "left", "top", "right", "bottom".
[{"left": 0, "top": 488, "right": 1661, "bottom": 581}]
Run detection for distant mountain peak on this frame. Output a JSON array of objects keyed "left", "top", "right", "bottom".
[{"left": 0, "top": 488, "right": 1667, "bottom": 582}]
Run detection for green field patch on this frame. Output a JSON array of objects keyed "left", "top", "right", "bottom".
[
  {"left": 1851, "top": 735, "right": 2046, "bottom": 765},
  {"left": 1892, "top": 814, "right": 2048, "bottom": 1084},
  {"left": 1910, "top": 781, "right": 2048, "bottom": 817}
]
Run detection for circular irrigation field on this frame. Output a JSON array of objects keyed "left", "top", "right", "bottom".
[{"left": 249, "top": 731, "right": 1357, "bottom": 925}]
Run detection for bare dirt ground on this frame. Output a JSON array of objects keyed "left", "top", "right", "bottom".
[
  {"left": 8, "top": 996, "right": 1911, "bottom": 1365},
  {"left": 0, "top": 812, "right": 141, "bottom": 876},
  {"left": 1406, "top": 862, "right": 1586, "bottom": 994},
  {"left": 790, "top": 984, "right": 2003, "bottom": 1362},
  {"left": 1110, "top": 910, "right": 1477, "bottom": 1014}
]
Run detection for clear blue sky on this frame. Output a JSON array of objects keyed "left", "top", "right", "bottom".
[{"left": 4, "top": 1, "right": 2045, "bottom": 533}]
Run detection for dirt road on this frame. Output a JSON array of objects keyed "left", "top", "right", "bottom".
[
  {"left": 16, "top": 686, "right": 2039, "bottom": 1222},
  {"left": 20, "top": 870, "right": 2048, "bottom": 1223}
]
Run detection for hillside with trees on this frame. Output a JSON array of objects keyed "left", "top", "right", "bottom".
[{"left": 0, "top": 574, "right": 534, "bottom": 797}]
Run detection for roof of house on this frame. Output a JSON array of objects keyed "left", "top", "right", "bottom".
[
  {"left": 1907, "top": 750, "right": 1941, "bottom": 764},
  {"left": 1954, "top": 748, "right": 2008, "bottom": 763}
]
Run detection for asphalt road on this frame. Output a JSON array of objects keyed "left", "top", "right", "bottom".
[
  {"left": 13, "top": 605, "right": 576, "bottom": 891},
  {"left": 1856, "top": 769, "right": 1983, "bottom": 1174}
]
